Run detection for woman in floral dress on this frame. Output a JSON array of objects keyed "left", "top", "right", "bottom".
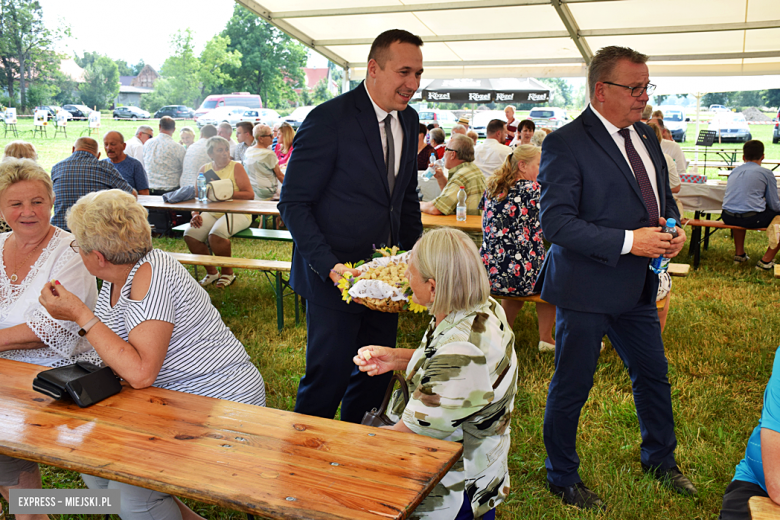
[{"left": 480, "top": 144, "right": 557, "bottom": 352}]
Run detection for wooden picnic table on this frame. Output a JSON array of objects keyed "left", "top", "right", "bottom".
[
  {"left": 749, "top": 496, "right": 780, "bottom": 519},
  {"left": 421, "top": 213, "right": 482, "bottom": 234},
  {"left": 0, "top": 358, "right": 462, "bottom": 520},
  {"left": 137, "top": 195, "right": 279, "bottom": 216}
]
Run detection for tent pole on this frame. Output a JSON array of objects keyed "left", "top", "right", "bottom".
[
  {"left": 342, "top": 67, "right": 350, "bottom": 94},
  {"left": 695, "top": 92, "right": 701, "bottom": 164}
]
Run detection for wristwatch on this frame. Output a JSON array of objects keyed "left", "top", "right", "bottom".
[{"left": 78, "top": 316, "right": 100, "bottom": 337}]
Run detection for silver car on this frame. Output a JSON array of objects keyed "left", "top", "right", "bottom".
[{"left": 528, "top": 107, "right": 569, "bottom": 130}]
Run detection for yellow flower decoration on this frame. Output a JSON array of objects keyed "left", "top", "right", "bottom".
[
  {"left": 336, "top": 272, "right": 354, "bottom": 303},
  {"left": 406, "top": 299, "right": 428, "bottom": 313}
]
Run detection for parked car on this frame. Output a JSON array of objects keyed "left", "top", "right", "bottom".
[
  {"left": 709, "top": 112, "right": 751, "bottom": 143},
  {"left": 528, "top": 107, "right": 569, "bottom": 129},
  {"left": 418, "top": 109, "right": 459, "bottom": 135},
  {"left": 154, "top": 105, "right": 194, "bottom": 119},
  {"left": 113, "top": 106, "right": 151, "bottom": 120},
  {"left": 257, "top": 108, "right": 281, "bottom": 127},
  {"left": 282, "top": 106, "right": 316, "bottom": 130},
  {"left": 62, "top": 104, "right": 93, "bottom": 119},
  {"left": 194, "top": 93, "right": 263, "bottom": 121},
  {"left": 709, "top": 104, "right": 729, "bottom": 113},
  {"left": 470, "top": 111, "right": 507, "bottom": 139},
  {"left": 34, "top": 106, "right": 67, "bottom": 119},
  {"left": 657, "top": 106, "right": 689, "bottom": 142},
  {"left": 773, "top": 120, "right": 779, "bottom": 144},
  {"left": 197, "top": 106, "right": 249, "bottom": 128},
  {"left": 227, "top": 108, "right": 264, "bottom": 127}
]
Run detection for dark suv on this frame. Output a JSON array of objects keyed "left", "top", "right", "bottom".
[
  {"left": 62, "top": 104, "right": 92, "bottom": 119},
  {"left": 154, "top": 105, "right": 194, "bottom": 119}
]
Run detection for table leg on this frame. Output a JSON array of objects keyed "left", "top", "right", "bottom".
[
  {"left": 246, "top": 515, "right": 255, "bottom": 520},
  {"left": 704, "top": 213, "right": 712, "bottom": 250},
  {"left": 276, "top": 271, "right": 283, "bottom": 332}
]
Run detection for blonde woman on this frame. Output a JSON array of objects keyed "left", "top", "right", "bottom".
[
  {"left": 274, "top": 123, "right": 295, "bottom": 166},
  {"left": 39, "top": 189, "right": 265, "bottom": 520},
  {"left": 354, "top": 228, "right": 517, "bottom": 520},
  {"left": 480, "top": 144, "right": 557, "bottom": 351},
  {"left": 0, "top": 158, "right": 99, "bottom": 517},
  {"left": 178, "top": 126, "right": 196, "bottom": 148},
  {"left": 1, "top": 141, "right": 39, "bottom": 233}
]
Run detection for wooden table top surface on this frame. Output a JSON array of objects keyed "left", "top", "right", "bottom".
[
  {"left": 137, "top": 195, "right": 280, "bottom": 216},
  {"left": 0, "top": 359, "right": 462, "bottom": 520},
  {"left": 420, "top": 213, "right": 482, "bottom": 233},
  {"left": 749, "top": 496, "right": 780, "bottom": 519}
]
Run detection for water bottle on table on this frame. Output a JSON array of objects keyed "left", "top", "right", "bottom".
[
  {"left": 456, "top": 186, "right": 467, "bottom": 222},
  {"left": 197, "top": 172, "right": 207, "bottom": 203},
  {"left": 649, "top": 218, "right": 677, "bottom": 274}
]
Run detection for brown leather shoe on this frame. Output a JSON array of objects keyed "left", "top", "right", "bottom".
[
  {"left": 548, "top": 481, "right": 606, "bottom": 511},
  {"left": 642, "top": 464, "right": 699, "bottom": 496}
]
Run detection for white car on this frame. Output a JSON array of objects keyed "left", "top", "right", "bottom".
[
  {"left": 227, "top": 109, "right": 264, "bottom": 127},
  {"left": 197, "top": 106, "right": 249, "bottom": 128},
  {"left": 470, "top": 111, "right": 507, "bottom": 138},
  {"left": 528, "top": 107, "right": 569, "bottom": 129},
  {"left": 709, "top": 113, "right": 752, "bottom": 143},
  {"left": 257, "top": 108, "right": 281, "bottom": 127},
  {"left": 283, "top": 106, "right": 316, "bottom": 130},
  {"left": 656, "top": 106, "right": 688, "bottom": 142}
]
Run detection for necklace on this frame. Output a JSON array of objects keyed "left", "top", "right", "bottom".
[{"left": 8, "top": 231, "right": 49, "bottom": 283}]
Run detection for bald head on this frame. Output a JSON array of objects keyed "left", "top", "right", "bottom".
[
  {"left": 73, "top": 137, "right": 99, "bottom": 157},
  {"left": 103, "top": 131, "right": 127, "bottom": 163}
]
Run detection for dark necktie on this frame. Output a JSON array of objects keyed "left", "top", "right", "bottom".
[
  {"left": 618, "top": 128, "right": 658, "bottom": 227},
  {"left": 384, "top": 114, "right": 396, "bottom": 194}
]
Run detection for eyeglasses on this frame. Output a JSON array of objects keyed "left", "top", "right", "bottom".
[
  {"left": 70, "top": 240, "right": 80, "bottom": 254},
  {"left": 445, "top": 147, "right": 456, "bottom": 152},
  {"left": 602, "top": 81, "right": 656, "bottom": 97},
  {"left": 257, "top": 134, "right": 272, "bottom": 138}
]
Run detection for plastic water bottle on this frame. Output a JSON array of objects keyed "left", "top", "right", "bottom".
[
  {"left": 197, "top": 173, "right": 207, "bottom": 203},
  {"left": 456, "top": 186, "right": 467, "bottom": 222},
  {"left": 423, "top": 153, "right": 437, "bottom": 180},
  {"left": 649, "top": 218, "right": 678, "bottom": 274}
]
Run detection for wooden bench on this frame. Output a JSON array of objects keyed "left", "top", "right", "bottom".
[
  {"left": 172, "top": 223, "right": 293, "bottom": 242},
  {"left": 167, "top": 253, "right": 298, "bottom": 332},
  {"left": 0, "top": 358, "right": 462, "bottom": 520},
  {"left": 683, "top": 218, "right": 765, "bottom": 269},
  {"left": 749, "top": 496, "right": 780, "bottom": 519}
]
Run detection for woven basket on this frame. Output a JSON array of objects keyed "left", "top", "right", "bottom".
[{"left": 360, "top": 297, "right": 407, "bottom": 313}]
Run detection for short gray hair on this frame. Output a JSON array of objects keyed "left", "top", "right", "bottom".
[
  {"left": 451, "top": 124, "right": 466, "bottom": 135},
  {"left": 67, "top": 190, "right": 152, "bottom": 265},
  {"left": 531, "top": 129, "right": 547, "bottom": 147},
  {"left": 430, "top": 128, "right": 445, "bottom": 145},
  {"left": 206, "top": 136, "right": 230, "bottom": 156},
  {"left": 217, "top": 122, "right": 232, "bottom": 134},
  {"left": 449, "top": 134, "right": 474, "bottom": 162},
  {"left": 411, "top": 227, "right": 489, "bottom": 316},
  {"left": 588, "top": 46, "right": 648, "bottom": 100},
  {"left": 136, "top": 125, "right": 153, "bottom": 136}
]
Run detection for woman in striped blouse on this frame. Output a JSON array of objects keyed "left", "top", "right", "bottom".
[{"left": 39, "top": 189, "right": 265, "bottom": 520}]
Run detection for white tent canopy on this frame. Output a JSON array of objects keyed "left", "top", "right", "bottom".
[{"left": 236, "top": 0, "right": 780, "bottom": 81}]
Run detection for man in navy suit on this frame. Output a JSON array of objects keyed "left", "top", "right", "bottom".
[
  {"left": 278, "top": 30, "right": 424, "bottom": 423},
  {"left": 536, "top": 46, "right": 696, "bottom": 509}
]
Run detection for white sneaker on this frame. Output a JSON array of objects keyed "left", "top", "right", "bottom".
[
  {"left": 538, "top": 341, "right": 555, "bottom": 353},
  {"left": 199, "top": 272, "right": 220, "bottom": 286}
]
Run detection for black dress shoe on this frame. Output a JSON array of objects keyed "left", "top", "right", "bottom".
[
  {"left": 548, "top": 481, "right": 606, "bottom": 511},
  {"left": 641, "top": 464, "right": 699, "bottom": 496}
]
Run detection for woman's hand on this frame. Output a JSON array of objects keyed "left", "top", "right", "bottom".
[
  {"left": 353, "top": 346, "right": 397, "bottom": 377},
  {"left": 190, "top": 212, "right": 203, "bottom": 228},
  {"left": 38, "top": 281, "right": 92, "bottom": 324}
]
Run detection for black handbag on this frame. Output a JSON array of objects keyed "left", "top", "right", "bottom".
[
  {"left": 361, "top": 373, "right": 410, "bottom": 427},
  {"left": 33, "top": 361, "right": 122, "bottom": 408}
]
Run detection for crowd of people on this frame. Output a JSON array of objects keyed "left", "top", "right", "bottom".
[{"left": 0, "top": 27, "right": 778, "bottom": 520}]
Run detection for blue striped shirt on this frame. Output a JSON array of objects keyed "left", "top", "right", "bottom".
[{"left": 51, "top": 151, "right": 134, "bottom": 231}]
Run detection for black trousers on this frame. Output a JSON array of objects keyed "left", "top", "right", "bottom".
[
  {"left": 719, "top": 479, "right": 769, "bottom": 520},
  {"left": 722, "top": 207, "right": 779, "bottom": 229}
]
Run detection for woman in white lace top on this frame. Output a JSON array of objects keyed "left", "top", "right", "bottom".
[{"left": 0, "top": 157, "right": 99, "bottom": 519}]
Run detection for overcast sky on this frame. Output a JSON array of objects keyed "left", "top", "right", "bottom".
[{"left": 37, "top": 0, "right": 329, "bottom": 70}]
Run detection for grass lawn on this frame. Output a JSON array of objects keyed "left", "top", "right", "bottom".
[{"left": 2, "top": 118, "right": 780, "bottom": 519}]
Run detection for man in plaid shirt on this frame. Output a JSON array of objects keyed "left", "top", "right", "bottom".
[{"left": 51, "top": 137, "right": 136, "bottom": 231}]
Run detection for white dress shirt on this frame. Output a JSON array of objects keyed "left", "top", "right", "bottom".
[
  {"left": 364, "top": 82, "right": 402, "bottom": 178},
  {"left": 474, "top": 139, "right": 512, "bottom": 179},
  {"left": 661, "top": 139, "right": 687, "bottom": 176},
  {"left": 125, "top": 136, "right": 145, "bottom": 167},
  {"left": 590, "top": 104, "right": 661, "bottom": 255}
]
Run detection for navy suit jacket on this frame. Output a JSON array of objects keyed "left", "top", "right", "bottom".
[
  {"left": 535, "top": 106, "right": 680, "bottom": 314},
  {"left": 278, "top": 82, "right": 423, "bottom": 311}
]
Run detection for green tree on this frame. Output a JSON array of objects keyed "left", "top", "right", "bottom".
[
  {"left": 140, "top": 77, "right": 175, "bottom": 112},
  {"left": 0, "top": 0, "right": 62, "bottom": 110},
  {"left": 74, "top": 50, "right": 100, "bottom": 69},
  {"left": 541, "top": 78, "right": 573, "bottom": 107},
  {"left": 158, "top": 29, "right": 200, "bottom": 107},
  {"left": 652, "top": 94, "right": 669, "bottom": 105},
  {"left": 114, "top": 59, "right": 134, "bottom": 76},
  {"left": 734, "top": 90, "right": 762, "bottom": 107},
  {"left": 131, "top": 60, "right": 145, "bottom": 75},
  {"left": 220, "top": 4, "right": 307, "bottom": 108},
  {"left": 763, "top": 89, "right": 780, "bottom": 108},
  {"left": 702, "top": 92, "right": 731, "bottom": 107},
  {"left": 78, "top": 55, "right": 119, "bottom": 110},
  {"left": 196, "top": 34, "right": 241, "bottom": 106}
]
